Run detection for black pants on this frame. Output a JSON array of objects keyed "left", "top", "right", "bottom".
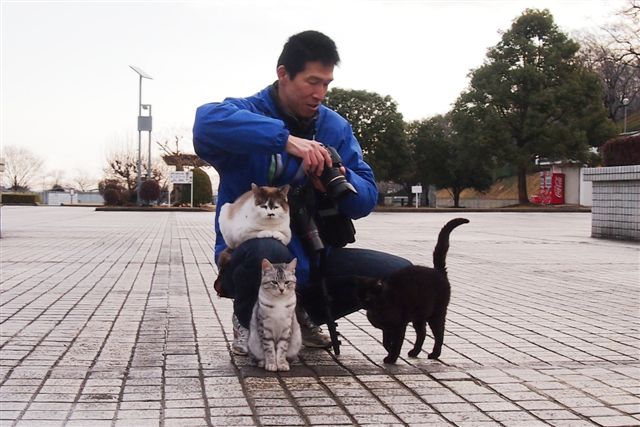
[{"left": 219, "top": 238, "right": 411, "bottom": 328}]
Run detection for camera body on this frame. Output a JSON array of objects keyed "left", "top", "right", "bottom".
[
  {"left": 289, "top": 145, "right": 357, "bottom": 253},
  {"left": 320, "top": 145, "right": 357, "bottom": 200}
]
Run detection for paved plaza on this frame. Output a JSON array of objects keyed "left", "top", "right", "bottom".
[{"left": 0, "top": 206, "right": 638, "bottom": 427}]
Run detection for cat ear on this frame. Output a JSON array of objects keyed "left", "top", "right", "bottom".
[
  {"left": 279, "top": 184, "right": 290, "bottom": 198},
  {"left": 251, "top": 183, "right": 259, "bottom": 193},
  {"left": 287, "top": 258, "right": 297, "bottom": 271},
  {"left": 261, "top": 258, "right": 273, "bottom": 270}
]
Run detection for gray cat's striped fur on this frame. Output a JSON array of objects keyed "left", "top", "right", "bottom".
[{"left": 247, "top": 258, "right": 302, "bottom": 371}]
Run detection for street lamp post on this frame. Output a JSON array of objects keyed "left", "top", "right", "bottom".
[
  {"left": 142, "top": 104, "right": 152, "bottom": 179},
  {"left": 129, "top": 65, "right": 153, "bottom": 205},
  {"left": 622, "top": 97, "right": 630, "bottom": 134}
]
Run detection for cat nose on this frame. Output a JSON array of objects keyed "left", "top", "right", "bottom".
[{"left": 267, "top": 213, "right": 275, "bottom": 217}]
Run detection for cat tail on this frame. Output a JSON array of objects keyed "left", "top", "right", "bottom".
[{"left": 433, "top": 218, "right": 469, "bottom": 275}]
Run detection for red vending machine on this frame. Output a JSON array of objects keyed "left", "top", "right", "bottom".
[
  {"left": 550, "top": 172, "right": 565, "bottom": 204},
  {"left": 532, "top": 171, "right": 565, "bottom": 205}
]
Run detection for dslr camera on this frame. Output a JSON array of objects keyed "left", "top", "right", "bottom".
[
  {"left": 289, "top": 145, "right": 357, "bottom": 253},
  {"left": 319, "top": 144, "right": 357, "bottom": 200}
]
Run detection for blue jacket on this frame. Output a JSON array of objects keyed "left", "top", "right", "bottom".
[{"left": 193, "top": 85, "right": 378, "bottom": 286}]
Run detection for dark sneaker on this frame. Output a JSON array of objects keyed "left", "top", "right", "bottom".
[
  {"left": 232, "top": 314, "right": 248, "bottom": 356},
  {"left": 301, "top": 323, "right": 332, "bottom": 348},
  {"left": 297, "top": 306, "right": 332, "bottom": 348}
]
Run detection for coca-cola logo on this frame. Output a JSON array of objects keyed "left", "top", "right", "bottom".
[{"left": 553, "top": 175, "right": 564, "bottom": 198}]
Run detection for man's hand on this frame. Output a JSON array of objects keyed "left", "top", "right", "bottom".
[{"left": 285, "top": 136, "right": 333, "bottom": 177}]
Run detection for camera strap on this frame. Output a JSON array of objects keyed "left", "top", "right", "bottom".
[{"left": 268, "top": 153, "right": 306, "bottom": 186}]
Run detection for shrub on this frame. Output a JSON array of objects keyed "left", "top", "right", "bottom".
[
  {"left": 1, "top": 193, "right": 39, "bottom": 205},
  {"left": 601, "top": 133, "right": 640, "bottom": 166},
  {"left": 171, "top": 169, "right": 213, "bottom": 206},
  {"left": 140, "top": 179, "right": 161, "bottom": 204},
  {"left": 103, "top": 188, "right": 121, "bottom": 206},
  {"left": 98, "top": 179, "right": 124, "bottom": 194},
  {"left": 192, "top": 168, "right": 213, "bottom": 206}
]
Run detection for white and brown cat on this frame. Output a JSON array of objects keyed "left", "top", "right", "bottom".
[{"left": 218, "top": 183, "right": 291, "bottom": 250}]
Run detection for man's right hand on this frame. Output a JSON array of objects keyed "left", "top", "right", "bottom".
[{"left": 285, "top": 135, "right": 333, "bottom": 177}]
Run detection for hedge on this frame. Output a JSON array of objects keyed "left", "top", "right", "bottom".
[
  {"left": 1, "top": 193, "right": 40, "bottom": 205},
  {"left": 601, "top": 133, "right": 640, "bottom": 166}
]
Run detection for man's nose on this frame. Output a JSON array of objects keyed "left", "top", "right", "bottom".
[{"left": 312, "top": 87, "right": 327, "bottom": 101}]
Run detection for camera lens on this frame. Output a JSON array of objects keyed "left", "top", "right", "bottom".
[
  {"left": 322, "top": 168, "right": 357, "bottom": 200},
  {"left": 320, "top": 146, "right": 357, "bottom": 200}
]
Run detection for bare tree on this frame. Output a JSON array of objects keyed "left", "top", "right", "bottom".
[
  {"left": 72, "top": 169, "right": 99, "bottom": 192},
  {"left": 48, "top": 169, "right": 68, "bottom": 190},
  {"left": 1, "top": 145, "right": 44, "bottom": 191},
  {"left": 104, "top": 147, "right": 168, "bottom": 192},
  {"left": 104, "top": 149, "right": 138, "bottom": 192},
  {"left": 576, "top": 0, "right": 640, "bottom": 122},
  {"left": 608, "top": 0, "right": 640, "bottom": 66}
]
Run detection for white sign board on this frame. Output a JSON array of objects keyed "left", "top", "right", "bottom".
[
  {"left": 170, "top": 171, "right": 192, "bottom": 184},
  {"left": 411, "top": 185, "right": 423, "bottom": 208}
]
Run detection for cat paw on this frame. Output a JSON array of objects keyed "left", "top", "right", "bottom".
[
  {"left": 273, "top": 232, "right": 289, "bottom": 244},
  {"left": 383, "top": 355, "right": 398, "bottom": 364},
  {"left": 277, "top": 361, "right": 290, "bottom": 371},
  {"left": 408, "top": 349, "right": 421, "bottom": 358},
  {"left": 264, "top": 362, "right": 278, "bottom": 372}
]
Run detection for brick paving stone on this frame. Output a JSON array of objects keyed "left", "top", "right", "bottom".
[{"left": 1, "top": 208, "right": 638, "bottom": 426}]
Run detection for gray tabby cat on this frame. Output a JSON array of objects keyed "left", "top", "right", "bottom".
[{"left": 247, "top": 258, "right": 301, "bottom": 371}]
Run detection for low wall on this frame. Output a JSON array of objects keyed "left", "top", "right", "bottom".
[
  {"left": 436, "top": 198, "right": 519, "bottom": 209},
  {"left": 583, "top": 165, "right": 640, "bottom": 241}
]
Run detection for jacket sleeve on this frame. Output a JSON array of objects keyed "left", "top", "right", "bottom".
[
  {"left": 333, "top": 122, "right": 378, "bottom": 219},
  {"left": 192, "top": 99, "right": 289, "bottom": 169}
]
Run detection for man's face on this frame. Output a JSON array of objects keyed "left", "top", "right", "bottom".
[{"left": 277, "top": 61, "right": 334, "bottom": 119}]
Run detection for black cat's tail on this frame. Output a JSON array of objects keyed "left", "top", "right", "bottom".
[{"left": 433, "top": 218, "right": 469, "bottom": 275}]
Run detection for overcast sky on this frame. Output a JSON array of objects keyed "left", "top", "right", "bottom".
[{"left": 1, "top": 0, "right": 626, "bottom": 187}]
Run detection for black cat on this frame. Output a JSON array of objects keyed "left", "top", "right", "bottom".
[{"left": 357, "top": 218, "right": 469, "bottom": 364}]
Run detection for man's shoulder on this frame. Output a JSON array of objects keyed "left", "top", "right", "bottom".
[
  {"left": 221, "top": 86, "right": 274, "bottom": 112},
  {"left": 319, "top": 105, "right": 349, "bottom": 127}
]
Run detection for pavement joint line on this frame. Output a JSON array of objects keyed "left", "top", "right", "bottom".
[
  {"left": 8, "top": 216, "right": 166, "bottom": 425},
  {"left": 296, "top": 350, "right": 386, "bottom": 426},
  {"left": 1, "top": 207, "right": 638, "bottom": 427},
  {"left": 111, "top": 216, "right": 169, "bottom": 425},
  {"left": 197, "top": 241, "right": 263, "bottom": 427},
  {"left": 180, "top": 223, "right": 215, "bottom": 426}
]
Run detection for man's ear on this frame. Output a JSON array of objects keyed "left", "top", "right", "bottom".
[{"left": 276, "top": 65, "right": 289, "bottom": 81}]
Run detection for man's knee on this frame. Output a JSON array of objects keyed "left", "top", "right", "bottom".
[{"left": 233, "top": 238, "right": 293, "bottom": 265}]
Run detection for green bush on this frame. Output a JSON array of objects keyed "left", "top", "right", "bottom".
[
  {"left": 192, "top": 168, "right": 213, "bottom": 206},
  {"left": 103, "top": 188, "right": 121, "bottom": 206},
  {"left": 1, "top": 193, "right": 40, "bottom": 205},
  {"left": 601, "top": 134, "right": 640, "bottom": 166},
  {"left": 140, "top": 179, "right": 161, "bottom": 204}
]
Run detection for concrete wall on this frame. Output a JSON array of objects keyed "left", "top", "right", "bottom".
[
  {"left": 580, "top": 169, "right": 593, "bottom": 206},
  {"left": 44, "top": 191, "right": 103, "bottom": 205},
  {"left": 583, "top": 165, "right": 640, "bottom": 241},
  {"left": 436, "top": 198, "right": 519, "bottom": 208}
]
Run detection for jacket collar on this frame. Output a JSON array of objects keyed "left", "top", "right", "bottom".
[{"left": 268, "top": 82, "right": 317, "bottom": 139}]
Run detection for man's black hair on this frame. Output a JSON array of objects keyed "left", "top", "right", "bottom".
[{"left": 277, "top": 30, "right": 340, "bottom": 80}]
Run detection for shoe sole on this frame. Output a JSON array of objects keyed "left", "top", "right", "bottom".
[
  {"left": 232, "top": 346, "right": 248, "bottom": 356},
  {"left": 302, "top": 341, "right": 332, "bottom": 349}
]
